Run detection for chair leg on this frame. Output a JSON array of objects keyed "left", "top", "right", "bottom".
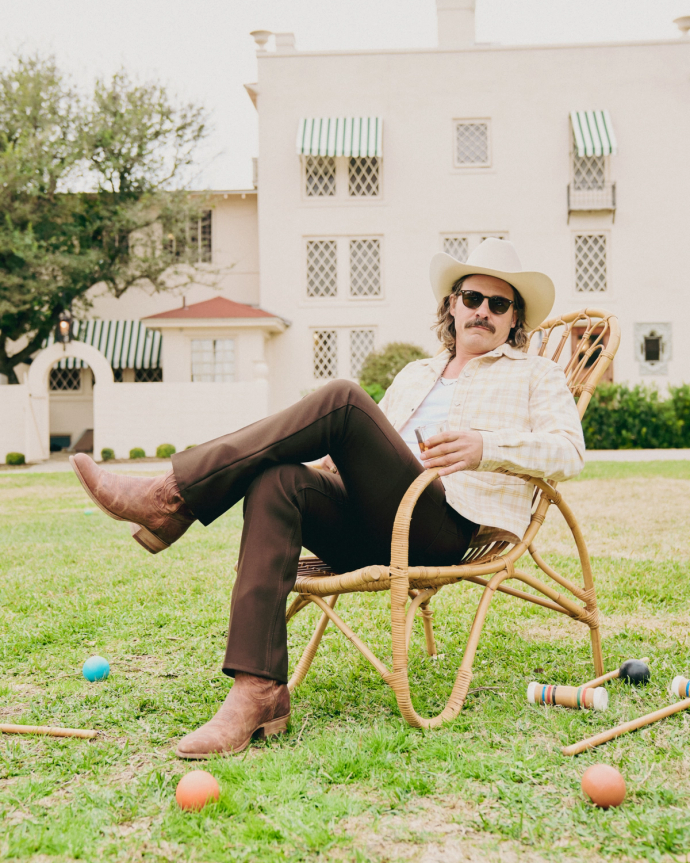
[
  {"left": 389, "top": 569, "right": 512, "bottom": 728},
  {"left": 419, "top": 600, "right": 437, "bottom": 657},
  {"left": 287, "top": 595, "right": 338, "bottom": 693}
]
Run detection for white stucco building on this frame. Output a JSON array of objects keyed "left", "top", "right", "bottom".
[{"left": 2, "top": 0, "right": 690, "bottom": 461}]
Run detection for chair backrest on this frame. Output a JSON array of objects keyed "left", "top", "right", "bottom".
[{"left": 528, "top": 308, "right": 620, "bottom": 419}]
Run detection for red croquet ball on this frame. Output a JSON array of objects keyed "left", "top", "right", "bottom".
[
  {"left": 175, "top": 770, "right": 220, "bottom": 811},
  {"left": 581, "top": 764, "right": 626, "bottom": 809}
]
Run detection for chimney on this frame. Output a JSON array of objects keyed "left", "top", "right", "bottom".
[
  {"left": 275, "top": 32, "right": 296, "bottom": 52},
  {"left": 436, "top": 0, "right": 475, "bottom": 49}
]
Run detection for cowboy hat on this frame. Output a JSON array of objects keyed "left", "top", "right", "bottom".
[{"left": 429, "top": 238, "right": 555, "bottom": 331}]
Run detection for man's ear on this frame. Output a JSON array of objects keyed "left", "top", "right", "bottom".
[{"left": 449, "top": 294, "right": 456, "bottom": 313}]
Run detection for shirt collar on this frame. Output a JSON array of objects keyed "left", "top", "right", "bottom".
[{"left": 420, "top": 342, "right": 528, "bottom": 372}]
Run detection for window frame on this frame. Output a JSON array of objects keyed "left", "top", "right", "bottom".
[
  {"left": 572, "top": 231, "right": 610, "bottom": 296},
  {"left": 301, "top": 156, "right": 383, "bottom": 204},
  {"left": 190, "top": 337, "right": 237, "bottom": 383},
  {"left": 452, "top": 119, "right": 492, "bottom": 170},
  {"left": 310, "top": 326, "right": 377, "bottom": 381},
  {"left": 304, "top": 235, "right": 384, "bottom": 303},
  {"left": 441, "top": 232, "right": 508, "bottom": 262}
]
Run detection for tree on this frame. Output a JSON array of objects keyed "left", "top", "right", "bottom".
[
  {"left": 359, "top": 341, "right": 430, "bottom": 402},
  {"left": 0, "top": 55, "right": 209, "bottom": 382}
]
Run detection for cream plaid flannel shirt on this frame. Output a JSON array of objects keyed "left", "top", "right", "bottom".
[{"left": 378, "top": 343, "right": 585, "bottom": 541}]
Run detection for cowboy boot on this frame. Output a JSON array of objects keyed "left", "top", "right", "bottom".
[
  {"left": 175, "top": 672, "right": 291, "bottom": 759},
  {"left": 69, "top": 453, "right": 196, "bottom": 554}
]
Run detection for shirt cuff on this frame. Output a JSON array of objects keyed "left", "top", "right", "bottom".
[{"left": 477, "top": 430, "right": 503, "bottom": 472}]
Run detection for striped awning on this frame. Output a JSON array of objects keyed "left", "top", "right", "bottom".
[
  {"left": 570, "top": 110, "right": 617, "bottom": 157},
  {"left": 44, "top": 321, "right": 162, "bottom": 370},
  {"left": 296, "top": 117, "right": 383, "bottom": 158}
]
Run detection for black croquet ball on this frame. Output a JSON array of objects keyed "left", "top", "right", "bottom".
[{"left": 619, "top": 659, "right": 651, "bottom": 685}]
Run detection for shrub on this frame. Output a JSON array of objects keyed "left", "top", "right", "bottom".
[
  {"left": 185, "top": 444, "right": 197, "bottom": 449},
  {"left": 583, "top": 383, "right": 683, "bottom": 450},
  {"left": 156, "top": 443, "right": 176, "bottom": 458},
  {"left": 100, "top": 448, "right": 115, "bottom": 462},
  {"left": 359, "top": 342, "right": 430, "bottom": 393},
  {"left": 129, "top": 447, "right": 146, "bottom": 459},
  {"left": 5, "top": 452, "right": 25, "bottom": 466},
  {"left": 361, "top": 382, "right": 386, "bottom": 404}
]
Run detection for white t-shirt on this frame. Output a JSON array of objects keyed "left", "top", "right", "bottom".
[{"left": 399, "top": 376, "right": 455, "bottom": 463}]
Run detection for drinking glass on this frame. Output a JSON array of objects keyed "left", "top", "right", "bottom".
[{"left": 414, "top": 421, "right": 449, "bottom": 454}]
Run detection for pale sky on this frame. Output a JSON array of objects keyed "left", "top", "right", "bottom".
[{"left": 1, "top": 1, "right": 687, "bottom": 189}]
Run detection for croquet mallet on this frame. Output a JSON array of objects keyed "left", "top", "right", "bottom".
[
  {"left": 0, "top": 723, "right": 97, "bottom": 739},
  {"left": 562, "top": 675, "right": 690, "bottom": 756}
]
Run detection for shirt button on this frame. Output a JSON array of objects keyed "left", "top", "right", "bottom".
[{"left": 464, "top": 370, "right": 471, "bottom": 377}]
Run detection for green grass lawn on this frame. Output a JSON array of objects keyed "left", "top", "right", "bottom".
[{"left": 1, "top": 466, "right": 689, "bottom": 862}]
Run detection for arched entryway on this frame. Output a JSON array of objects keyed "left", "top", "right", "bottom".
[{"left": 26, "top": 342, "right": 113, "bottom": 463}]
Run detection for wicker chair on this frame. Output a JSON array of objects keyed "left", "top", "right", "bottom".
[{"left": 286, "top": 309, "right": 620, "bottom": 729}]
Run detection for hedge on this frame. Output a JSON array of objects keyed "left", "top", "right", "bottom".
[{"left": 583, "top": 383, "right": 690, "bottom": 449}]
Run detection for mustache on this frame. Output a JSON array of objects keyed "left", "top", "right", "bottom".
[{"left": 464, "top": 317, "right": 496, "bottom": 334}]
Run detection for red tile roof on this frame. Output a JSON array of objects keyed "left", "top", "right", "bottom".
[{"left": 143, "top": 297, "right": 277, "bottom": 320}]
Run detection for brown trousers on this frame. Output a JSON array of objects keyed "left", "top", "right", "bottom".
[{"left": 172, "top": 380, "right": 476, "bottom": 683}]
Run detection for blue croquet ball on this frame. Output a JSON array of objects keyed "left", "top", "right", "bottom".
[{"left": 82, "top": 655, "right": 110, "bottom": 682}]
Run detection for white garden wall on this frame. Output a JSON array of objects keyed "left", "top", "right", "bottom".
[
  {"left": 93, "top": 380, "right": 269, "bottom": 459},
  {"left": 0, "top": 385, "right": 29, "bottom": 462}
]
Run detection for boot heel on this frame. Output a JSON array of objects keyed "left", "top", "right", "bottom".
[
  {"left": 130, "top": 523, "right": 169, "bottom": 554},
  {"left": 257, "top": 713, "right": 290, "bottom": 739}
]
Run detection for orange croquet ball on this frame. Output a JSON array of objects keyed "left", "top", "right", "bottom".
[
  {"left": 175, "top": 770, "right": 220, "bottom": 811},
  {"left": 581, "top": 764, "right": 626, "bottom": 809}
]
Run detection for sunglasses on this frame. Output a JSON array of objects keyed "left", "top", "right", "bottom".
[{"left": 457, "top": 288, "right": 515, "bottom": 316}]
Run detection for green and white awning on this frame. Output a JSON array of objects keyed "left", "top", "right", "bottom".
[
  {"left": 570, "top": 110, "right": 617, "bottom": 157},
  {"left": 296, "top": 117, "right": 383, "bottom": 158},
  {"left": 44, "top": 321, "right": 162, "bottom": 370}
]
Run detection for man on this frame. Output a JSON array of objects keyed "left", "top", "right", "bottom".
[{"left": 70, "top": 239, "right": 585, "bottom": 759}]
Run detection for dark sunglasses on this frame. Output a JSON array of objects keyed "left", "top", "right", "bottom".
[{"left": 457, "top": 288, "right": 515, "bottom": 316}]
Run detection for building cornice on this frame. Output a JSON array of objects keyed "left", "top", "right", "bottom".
[{"left": 255, "top": 38, "right": 690, "bottom": 61}]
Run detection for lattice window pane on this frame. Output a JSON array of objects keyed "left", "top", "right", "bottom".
[
  {"left": 573, "top": 155, "right": 605, "bottom": 191},
  {"left": 350, "top": 239, "right": 381, "bottom": 297},
  {"left": 313, "top": 330, "right": 337, "bottom": 379},
  {"left": 455, "top": 122, "right": 489, "bottom": 166},
  {"left": 50, "top": 367, "right": 81, "bottom": 391},
  {"left": 443, "top": 237, "right": 469, "bottom": 262},
  {"left": 481, "top": 234, "right": 505, "bottom": 242},
  {"left": 187, "top": 210, "right": 213, "bottom": 263},
  {"left": 350, "top": 330, "right": 375, "bottom": 379},
  {"left": 575, "top": 235, "right": 607, "bottom": 293},
  {"left": 134, "top": 367, "right": 163, "bottom": 383},
  {"left": 191, "top": 338, "right": 235, "bottom": 382},
  {"left": 307, "top": 240, "right": 338, "bottom": 297},
  {"left": 304, "top": 156, "right": 336, "bottom": 197},
  {"left": 349, "top": 157, "right": 379, "bottom": 197}
]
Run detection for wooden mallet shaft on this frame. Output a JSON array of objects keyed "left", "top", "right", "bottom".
[
  {"left": 0, "top": 723, "right": 97, "bottom": 739},
  {"left": 562, "top": 697, "right": 690, "bottom": 756},
  {"left": 580, "top": 657, "right": 649, "bottom": 689}
]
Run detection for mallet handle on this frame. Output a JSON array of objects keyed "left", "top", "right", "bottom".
[
  {"left": 0, "top": 723, "right": 97, "bottom": 739},
  {"left": 580, "top": 657, "right": 649, "bottom": 689},
  {"left": 562, "top": 697, "right": 690, "bottom": 756}
]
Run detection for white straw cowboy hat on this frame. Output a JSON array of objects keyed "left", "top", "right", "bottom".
[{"left": 429, "top": 238, "right": 555, "bottom": 331}]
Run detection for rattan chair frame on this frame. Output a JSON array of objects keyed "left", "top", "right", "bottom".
[{"left": 286, "top": 308, "right": 620, "bottom": 728}]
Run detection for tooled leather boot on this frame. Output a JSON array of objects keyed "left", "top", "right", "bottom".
[
  {"left": 175, "top": 672, "right": 291, "bottom": 759},
  {"left": 69, "top": 453, "right": 196, "bottom": 554}
]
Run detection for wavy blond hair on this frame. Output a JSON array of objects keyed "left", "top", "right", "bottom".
[{"left": 434, "top": 275, "right": 528, "bottom": 357}]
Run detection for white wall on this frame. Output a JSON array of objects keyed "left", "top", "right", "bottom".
[
  {"left": 49, "top": 368, "right": 94, "bottom": 446},
  {"left": 93, "top": 380, "right": 269, "bottom": 459},
  {"left": 254, "top": 39, "right": 690, "bottom": 410},
  {"left": 0, "top": 385, "right": 28, "bottom": 462}
]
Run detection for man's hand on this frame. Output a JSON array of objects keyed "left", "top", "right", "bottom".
[{"left": 420, "top": 429, "right": 483, "bottom": 476}]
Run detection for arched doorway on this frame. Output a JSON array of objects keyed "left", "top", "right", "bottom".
[
  {"left": 48, "top": 360, "right": 95, "bottom": 455},
  {"left": 26, "top": 342, "right": 113, "bottom": 463}
]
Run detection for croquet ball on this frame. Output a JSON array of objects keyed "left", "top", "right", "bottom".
[
  {"left": 82, "top": 655, "right": 110, "bottom": 682},
  {"left": 176, "top": 770, "right": 220, "bottom": 811},
  {"left": 619, "top": 659, "right": 651, "bottom": 685},
  {"left": 581, "top": 764, "right": 626, "bottom": 809}
]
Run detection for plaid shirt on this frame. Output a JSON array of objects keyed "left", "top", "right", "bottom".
[{"left": 378, "top": 343, "right": 585, "bottom": 540}]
